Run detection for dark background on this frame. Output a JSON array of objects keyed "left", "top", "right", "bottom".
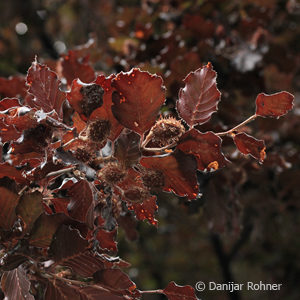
[{"left": 0, "top": 0, "right": 299, "bottom": 299}]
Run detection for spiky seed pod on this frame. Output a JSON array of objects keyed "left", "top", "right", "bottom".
[
  {"left": 23, "top": 124, "right": 53, "bottom": 148},
  {"left": 80, "top": 84, "right": 104, "bottom": 117},
  {"left": 74, "top": 147, "right": 92, "bottom": 162},
  {"left": 142, "top": 169, "right": 165, "bottom": 190},
  {"left": 98, "top": 162, "right": 126, "bottom": 185},
  {"left": 87, "top": 119, "right": 111, "bottom": 143},
  {"left": 150, "top": 117, "right": 185, "bottom": 146}
]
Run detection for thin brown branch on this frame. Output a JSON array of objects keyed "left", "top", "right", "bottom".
[
  {"left": 46, "top": 166, "right": 76, "bottom": 178},
  {"left": 141, "top": 141, "right": 177, "bottom": 153},
  {"left": 139, "top": 289, "right": 164, "bottom": 294},
  {"left": 216, "top": 114, "right": 257, "bottom": 137}
]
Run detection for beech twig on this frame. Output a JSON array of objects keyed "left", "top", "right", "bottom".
[{"left": 216, "top": 114, "right": 257, "bottom": 137}]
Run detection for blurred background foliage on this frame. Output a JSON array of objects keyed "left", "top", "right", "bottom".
[{"left": 0, "top": 0, "right": 299, "bottom": 299}]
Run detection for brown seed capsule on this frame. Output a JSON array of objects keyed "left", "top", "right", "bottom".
[
  {"left": 124, "top": 186, "right": 149, "bottom": 203},
  {"left": 74, "top": 147, "right": 92, "bottom": 162},
  {"left": 150, "top": 117, "right": 185, "bottom": 146},
  {"left": 80, "top": 84, "right": 104, "bottom": 117},
  {"left": 98, "top": 162, "right": 126, "bottom": 184},
  {"left": 142, "top": 169, "right": 165, "bottom": 190},
  {"left": 23, "top": 124, "right": 52, "bottom": 148},
  {"left": 87, "top": 119, "right": 111, "bottom": 143}
]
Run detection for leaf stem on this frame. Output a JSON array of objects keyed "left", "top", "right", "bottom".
[
  {"left": 61, "top": 137, "right": 78, "bottom": 148},
  {"left": 139, "top": 289, "right": 164, "bottom": 294},
  {"left": 216, "top": 114, "right": 257, "bottom": 137},
  {"left": 141, "top": 131, "right": 154, "bottom": 148},
  {"left": 142, "top": 141, "right": 177, "bottom": 152},
  {"left": 46, "top": 166, "right": 76, "bottom": 177}
]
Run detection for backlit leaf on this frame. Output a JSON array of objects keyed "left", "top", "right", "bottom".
[
  {"left": 255, "top": 92, "right": 294, "bottom": 117},
  {"left": 111, "top": 68, "right": 165, "bottom": 135},
  {"left": 114, "top": 130, "right": 141, "bottom": 168},
  {"left": 0, "top": 76, "right": 27, "bottom": 98},
  {"left": 1, "top": 266, "right": 34, "bottom": 300},
  {"left": 140, "top": 150, "right": 199, "bottom": 199},
  {"left": 50, "top": 225, "right": 88, "bottom": 262},
  {"left": 61, "top": 50, "right": 95, "bottom": 86},
  {"left": 234, "top": 132, "right": 266, "bottom": 163},
  {"left": 0, "top": 187, "right": 19, "bottom": 230},
  {"left": 26, "top": 61, "right": 65, "bottom": 118},
  {"left": 0, "top": 163, "right": 28, "bottom": 184},
  {"left": 94, "top": 269, "right": 135, "bottom": 291},
  {"left": 29, "top": 213, "right": 68, "bottom": 248},
  {"left": 0, "top": 255, "right": 28, "bottom": 271},
  {"left": 126, "top": 195, "right": 158, "bottom": 226},
  {"left": 96, "top": 229, "right": 118, "bottom": 252},
  {"left": 177, "top": 63, "right": 221, "bottom": 126},
  {"left": 67, "top": 180, "right": 94, "bottom": 227},
  {"left": 92, "top": 74, "right": 124, "bottom": 141},
  {"left": 177, "top": 128, "right": 228, "bottom": 171},
  {"left": 45, "top": 277, "right": 125, "bottom": 300},
  {"left": 0, "top": 98, "right": 21, "bottom": 110},
  {"left": 163, "top": 281, "right": 197, "bottom": 300},
  {"left": 16, "top": 191, "right": 43, "bottom": 233},
  {"left": 67, "top": 79, "right": 104, "bottom": 119},
  {"left": 53, "top": 251, "right": 105, "bottom": 277}
]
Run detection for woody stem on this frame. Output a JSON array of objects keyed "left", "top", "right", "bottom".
[{"left": 216, "top": 114, "right": 257, "bottom": 137}]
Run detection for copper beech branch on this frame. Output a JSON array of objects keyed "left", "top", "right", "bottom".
[{"left": 216, "top": 114, "right": 257, "bottom": 137}]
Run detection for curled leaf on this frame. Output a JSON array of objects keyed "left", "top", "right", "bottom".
[
  {"left": 163, "top": 281, "right": 197, "bottom": 300},
  {"left": 177, "top": 128, "right": 228, "bottom": 171},
  {"left": 234, "top": 132, "right": 266, "bottom": 163},
  {"left": 140, "top": 150, "right": 199, "bottom": 200}
]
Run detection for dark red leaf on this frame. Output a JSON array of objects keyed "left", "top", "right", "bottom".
[
  {"left": 9, "top": 152, "right": 44, "bottom": 169},
  {"left": 16, "top": 191, "right": 43, "bottom": 233},
  {"left": 45, "top": 277, "right": 125, "bottom": 300},
  {"left": 53, "top": 251, "right": 105, "bottom": 277},
  {"left": 0, "top": 163, "right": 28, "bottom": 184},
  {"left": 0, "top": 98, "right": 21, "bottom": 110},
  {"left": 0, "top": 117, "right": 19, "bottom": 142},
  {"left": 234, "top": 132, "right": 266, "bottom": 162},
  {"left": 67, "top": 180, "right": 94, "bottom": 227},
  {"left": 26, "top": 61, "right": 65, "bottom": 118},
  {"left": 1, "top": 255, "right": 28, "bottom": 271},
  {"left": 117, "top": 214, "right": 138, "bottom": 241},
  {"left": 92, "top": 75, "right": 124, "bottom": 141},
  {"left": 96, "top": 229, "right": 118, "bottom": 252},
  {"left": 140, "top": 150, "right": 199, "bottom": 199},
  {"left": 126, "top": 195, "right": 158, "bottom": 226},
  {"left": 0, "top": 186, "right": 19, "bottom": 230},
  {"left": 29, "top": 213, "right": 68, "bottom": 248},
  {"left": 117, "top": 169, "right": 158, "bottom": 224},
  {"left": 176, "top": 63, "right": 221, "bottom": 126},
  {"left": 94, "top": 269, "right": 136, "bottom": 291},
  {"left": 111, "top": 68, "right": 165, "bottom": 135},
  {"left": 1, "top": 266, "right": 34, "bottom": 300},
  {"left": 255, "top": 91, "right": 294, "bottom": 117},
  {"left": 0, "top": 76, "right": 27, "bottom": 98},
  {"left": 45, "top": 278, "right": 79, "bottom": 300},
  {"left": 163, "top": 281, "right": 197, "bottom": 300},
  {"left": 177, "top": 128, "right": 228, "bottom": 171},
  {"left": 67, "top": 80, "right": 104, "bottom": 119},
  {"left": 61, "top": 50, "right": 95, "bottom": 86},
  {"left": 50, "top": 225, "right": 88, "bottom": 262},
  {"left": 114, "top": 130, "right": 141, "bottom": 168},
  {"left": 50, "top": 198, "right": 70, "bottom": 215}
]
